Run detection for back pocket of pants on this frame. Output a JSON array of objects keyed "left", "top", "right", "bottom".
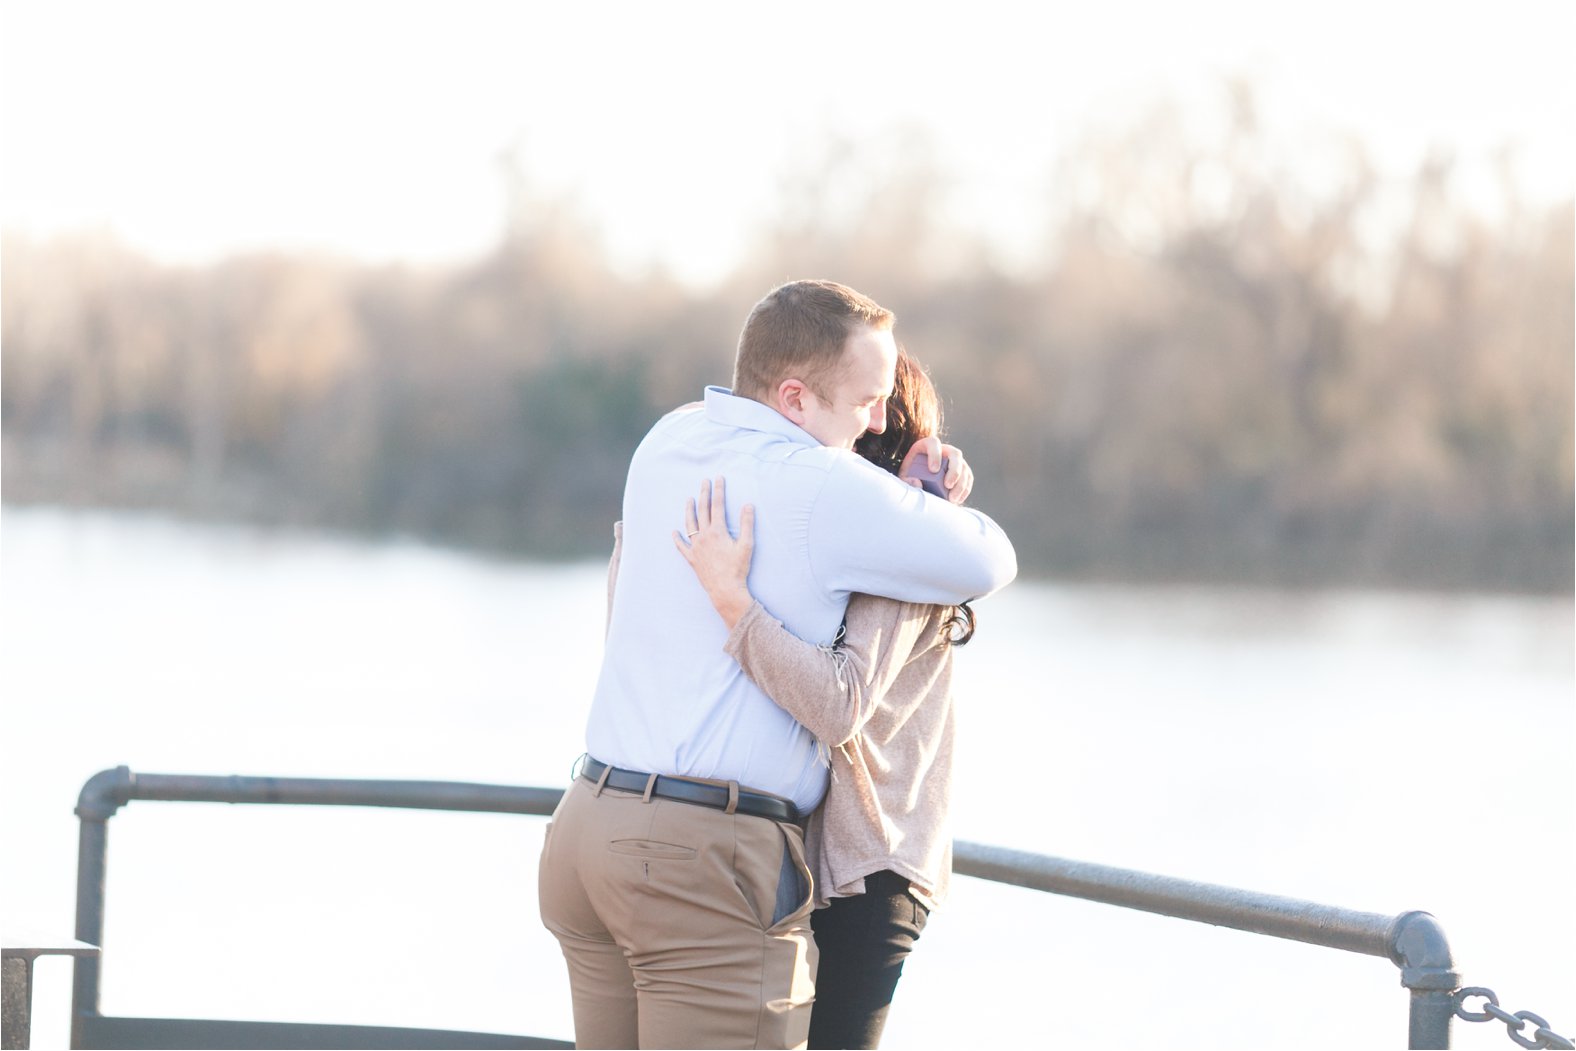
[{"left": 609, "top": 839, "right": 696, "bottom": 860}]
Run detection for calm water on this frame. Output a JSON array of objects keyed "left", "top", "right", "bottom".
[{"left": 3, "top": 506, "right": 1571, "bottom": 1049}]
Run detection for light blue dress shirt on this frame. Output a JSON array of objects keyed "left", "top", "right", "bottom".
[{"left": 585, "top": 386, "right": 1018, "bottom": 812}]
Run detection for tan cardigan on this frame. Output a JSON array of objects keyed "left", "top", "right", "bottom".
[
  {"left": 606, "top": 522, "right": 956, "bottom": 911},
  {"left": 725, "top": 596, "right": 955, "bottom": 911}
]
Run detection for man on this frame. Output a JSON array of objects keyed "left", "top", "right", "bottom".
[{"left": 538, "top": 279, "right": 1016, "bottom": 1049}]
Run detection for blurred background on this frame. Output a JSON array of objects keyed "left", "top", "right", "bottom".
[
  {"left": 4, "top": 0, "right": 1570, "bottom": 588},
  {"left": 2, "top": 1, "right": 1572, "bottom": 1048}
]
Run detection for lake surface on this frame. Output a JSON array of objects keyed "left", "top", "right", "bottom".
[{"left": 3, "top": 506, "right": 1571, "bottom": 1049}]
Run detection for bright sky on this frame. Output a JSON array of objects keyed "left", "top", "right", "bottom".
[{"left": 2, "top": 0, "right": 1571, "bottom": 286}]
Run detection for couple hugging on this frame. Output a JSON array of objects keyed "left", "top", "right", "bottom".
[{"left": 538, "top": 279, "right": 1018, "bottom": 1050}]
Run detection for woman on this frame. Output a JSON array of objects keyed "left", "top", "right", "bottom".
[{"left": 675, "top": 349, "right": 976, "bottom": 1049}]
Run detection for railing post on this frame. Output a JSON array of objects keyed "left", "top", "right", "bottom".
[
  {"left": 1390, "top": 911, "right": 1459, "bottom": 1049},
  {"left": 71, "top": 767, "right": 132, "bottom": 1049},
  {"left": 3, "top": 955, "right": 34, "bottom": 1050}
]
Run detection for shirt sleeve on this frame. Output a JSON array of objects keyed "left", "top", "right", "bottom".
[
  {"left": 722, "top": 594, "right": 932, "bottom": 747},
  {"left": 807, "top": 455, "right": 1018, "bottom": 606}
]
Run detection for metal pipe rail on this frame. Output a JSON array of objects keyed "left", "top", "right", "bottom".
[
  {"left": 71, "top": 768, "right": 570, "bottom": 1050},
  {"left": 72, "top": 768, "right": 1461, "bottom": 1049},
  {"left": 952, "top": 842, "right": 1459, "bottom": 1048}
]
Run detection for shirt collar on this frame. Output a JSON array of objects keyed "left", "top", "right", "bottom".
[{"left": 703, "top": 386, "right": 821, "bottom": 448}]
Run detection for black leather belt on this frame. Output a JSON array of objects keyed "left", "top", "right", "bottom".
[{"left": 580, "top": 756, "right": 800, "bottom": 823}]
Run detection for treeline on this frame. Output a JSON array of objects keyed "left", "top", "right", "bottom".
[{"left": 3, "top": 100, "right": 1571, "bottom": 591}]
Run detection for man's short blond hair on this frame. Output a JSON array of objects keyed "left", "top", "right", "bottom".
[{"left": 732, "top": 280, "right": 896, "bottom": 403}]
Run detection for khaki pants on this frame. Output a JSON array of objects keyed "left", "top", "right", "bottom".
[{"left": 538, "top": 774, "right": 818, "bottom": 1049}]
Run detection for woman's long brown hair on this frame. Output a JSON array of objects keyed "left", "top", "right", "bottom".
[{"left": 853, "top": 348, "right": 977, "bottom": 645}]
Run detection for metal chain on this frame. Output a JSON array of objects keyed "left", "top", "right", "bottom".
[{"left": 1454, "top": 987, "right": 1574, "bottom": 1050}]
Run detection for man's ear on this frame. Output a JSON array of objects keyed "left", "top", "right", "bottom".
[{"left": 776, "top": 378, "right": 811, "bottom": 426}]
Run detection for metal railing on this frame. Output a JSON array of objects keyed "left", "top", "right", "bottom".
[
  {"left": 69, "top": 766, "right": 1479, "bottom": 1049},
  {"left": 71, "top": 767, "right": 568, "bottom": 1050},
  {"left": 952, "top": 843, "right": 1459, "bottom": 1047}
]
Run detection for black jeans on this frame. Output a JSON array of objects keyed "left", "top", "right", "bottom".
[{"left": 808, "top": 870, "right": 929, "bottom": 1050}]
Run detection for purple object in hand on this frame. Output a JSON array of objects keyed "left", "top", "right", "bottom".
[{"left": 905, "top": 456, "right": 949, "bottom": 497}]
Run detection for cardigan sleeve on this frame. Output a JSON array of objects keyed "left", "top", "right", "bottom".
[
  {"left": 615, "top": 513, "right": 937, "bottom": 748},
  {"left": 723, "top": 594, "right": 933, "bottom": 747}
]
